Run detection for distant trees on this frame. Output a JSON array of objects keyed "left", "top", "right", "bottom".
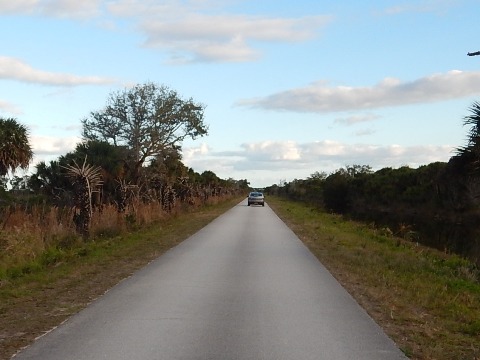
[
  {"left": 264, "top": 101, "right": 480, "bottom": 264},
  {"left": 81, "top": 83, "right": 208, "bottom": 183},
  {"left": 2, "top": 83, "right": 248, "bottom": 239},
  {"left": 21, "top": 79, "right": 238, "bottom": 214},
  {"left": 267, "top": 98, "right": 480, "bottom": 218},
  {"left": 0, "top": 117, "right": 33, "bottom": 176},
  {"left": 28, "top": 160, "right": 70, "bottom": 200},
  {"left": 268, "top": 162, "right": 454, "bottom": 216}
]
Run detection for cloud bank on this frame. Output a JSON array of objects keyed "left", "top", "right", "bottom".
[{"left": 184, "top": 140, "right": 455, "bottom": 186}]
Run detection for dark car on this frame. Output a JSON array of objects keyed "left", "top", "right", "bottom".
[{"left": 248, "top": 192, "right": 265, "bottom": 206}]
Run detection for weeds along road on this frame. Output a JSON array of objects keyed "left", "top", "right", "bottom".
[{"left": 13, "top": 200, "right": 407, "bottom": 360}]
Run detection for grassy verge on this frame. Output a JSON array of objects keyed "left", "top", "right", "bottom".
[
  {"left": 267, "top": 196, "right": 480, "bottom": 360},
  {"left": 0, "top": 196, "right": 244, "bottom": 359}
]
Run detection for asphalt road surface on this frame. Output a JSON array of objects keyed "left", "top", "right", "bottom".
[{"left": 13, "top": 200, "right": 407, "bottom": 360}]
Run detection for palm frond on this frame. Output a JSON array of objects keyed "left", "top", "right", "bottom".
[{"left": 63, "top": 157, "right": 103, "bottom": 190}]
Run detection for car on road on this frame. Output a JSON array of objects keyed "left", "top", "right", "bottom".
[{"left": 248, "top": 191, "right": 265, "bottom": 206}]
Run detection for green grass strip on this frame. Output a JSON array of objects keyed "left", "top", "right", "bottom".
[{"left": 267, "top": 196, "right": 480, "bottom": 360}]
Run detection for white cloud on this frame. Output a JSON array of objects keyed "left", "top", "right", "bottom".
[
  {"left": 169, "top": 35, "right": 261, "bottom": 64},
  {"left": 140, "top": 14, "right": 330, "bottom": 63},
  {"left": 107, "top": 0, "right": 331, "bottom": 63},
  {"left": 355, "top": 128, "right": 376, "bottom": 137},
  {"left": 334, "top": 113, "right": 380, "bottom": 126},
  {"left": 141, "top": 14, "right": 328, "bottom": 44},
  {"left": 107, "top": 0, "right": 179, "bottom": 18},
  {"left": 41, "top": 0, "right": 101, "bottom": 19},
  {"left": 0, "top": 0, "right": 102, "bottom": 18},
  {"left": 300, "top": 141, "right": 454, "bottom": 167},
  {"left": 0, "top": 56, "right": 117, "bottom": 86},
  {"left": 29, "top": 135, "right": 80, "bottom": 168},
  {"left": 31, "top": 135, "right": 80, "bottom": 156},
  {"left": 242, "top": 141, "right": 301, "bottom": 161},
  {"left": 333, "top": 113, "right": 380, "bottom": 137},
  {"left": 0, "top": 99, "right": 23, "bottom": 115},
  {"left": 381, "top": 0, "right": 457, "bottom": 15},
  {"left": 0, "top": 0, "right": 39, "bottom": 14},
  {"left": 183, "top": 140, "right": 455, "bottom": 187},
  {"left": 238, "top": 70, "right": 480, "bottom": 113},
  {"left": 182, "top": 142, "right": 210, "bottom": 160}
]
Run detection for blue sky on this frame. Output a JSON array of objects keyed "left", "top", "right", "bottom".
[{"left": 1, "top": 0, "right": 480, "bottom": 187}]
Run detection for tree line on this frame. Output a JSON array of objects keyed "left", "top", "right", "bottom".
[
  {"left": 266, "top": 102, "right": 480, "bottom": 265},
  {"left": 1, "top": 82, "right": 250, "bottom": 238}
]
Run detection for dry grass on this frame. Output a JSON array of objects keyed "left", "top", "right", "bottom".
[{"left": 0, "top": 195, "right": 232, "bottom": 277}]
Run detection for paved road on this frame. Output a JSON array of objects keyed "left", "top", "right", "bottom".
[{"left": 13, "top": 200, "right": 407, "bottom": 359}]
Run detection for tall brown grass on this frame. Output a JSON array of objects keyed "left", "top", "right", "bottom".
[{"left": 0, "top": 194, "right": 235, "bottom": 272}]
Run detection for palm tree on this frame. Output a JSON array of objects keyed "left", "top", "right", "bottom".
[
  {"left": 456, "top": 101, "right": 480, "bottom": 175},
  {"left": 0, "top": 117, "right": 33, "bottom": 176},
  {"left": 63, "top": 157, "right": 103, "bottom": 237},
  {"left": 463, "top": 102, "right": 480, "bottom": 146}
]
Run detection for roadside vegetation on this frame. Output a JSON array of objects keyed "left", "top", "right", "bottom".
[
  {"left": 0, "top": 195, "right": 244, "bottom": 359},
  {"left": 1, "top": 82, "right": 250, "bottom": 278},
  {"left": 268, "top": 196, "right": 480, "bottom": 360},
  {"left": 266, "top": 102, "right": 480, "bottom": 267}
]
